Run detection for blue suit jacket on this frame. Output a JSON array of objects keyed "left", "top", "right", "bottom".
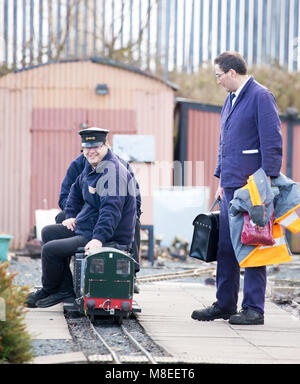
[{"left": 214, "top": 76, "right": 282, "bottom": 188}]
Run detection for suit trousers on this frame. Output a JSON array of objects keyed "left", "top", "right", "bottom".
[
  {"left": 55, "top": 210, "right": 141, "bottom": 273},
  {"left": 41, "top": 224, "right": 89, "bottom": 294},
  {"left": 216, "top": 188, "right": 267, "bottom": 314}
]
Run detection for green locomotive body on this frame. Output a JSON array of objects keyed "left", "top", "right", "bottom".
[{"left": 72, "top": 247, "right": 140, "bottom": 323}]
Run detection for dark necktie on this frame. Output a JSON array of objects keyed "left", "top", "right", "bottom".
[{"left": 230, "top": 93, "right": 236, "bottom": 108}]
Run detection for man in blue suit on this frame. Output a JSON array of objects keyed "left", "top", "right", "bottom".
[{"left": 191, "top": 52, "right": 282, "bottom": 325}]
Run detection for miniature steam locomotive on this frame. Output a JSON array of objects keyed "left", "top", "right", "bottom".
[{"left": 66, "top": 247, "right": 140, "bottom": 324}]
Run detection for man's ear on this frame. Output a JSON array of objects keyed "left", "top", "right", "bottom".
[{"left": 228, "top": 68, "right": 237, "bottom": 78}]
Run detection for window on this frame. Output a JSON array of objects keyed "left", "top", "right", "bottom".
[
  {"left": 90, "top": 259, "right": 104, "bottom": 274},
  {"left": 116, "top": 259, "right": 130, "bottom": 275}
]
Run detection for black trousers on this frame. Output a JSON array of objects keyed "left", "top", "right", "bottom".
[
  {"left": 132, "top": 218, "right": 141, "bottom": 273},
  {"left": 41, "top": 224, "right": 89, "bottom": 294},
  {"left": 55, "top": 210, "right": 141, "bottom": 272}
]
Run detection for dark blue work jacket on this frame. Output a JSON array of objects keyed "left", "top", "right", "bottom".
[
  {"left": 214, "top": 76, "right": 282, "bottom": 188},
  {"left": 58, "top": 155, "right": 88, "bottom": 210},
  {"left": 59, "top": 153, "right": 142, "bottom": 218},
  {"left": 64, "top": 149, "right": 136, "bottom": 246}
]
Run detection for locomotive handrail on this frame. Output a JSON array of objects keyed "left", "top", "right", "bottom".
[{"left": 83, "top": 247, "right": 139, "bottom": 266}]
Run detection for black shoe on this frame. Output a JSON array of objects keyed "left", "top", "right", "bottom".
[
  {"left": 191, "top": 302, "right": 236, "bottom": 321},
  {"left": 25, "top": 288, "right": 49, "bottom": 308},
  {"left": 36, "top": 291, "right": 75, "bottom": 308},
  {"left": 229, "top": 307, "right": 264, "bottom": 325}
]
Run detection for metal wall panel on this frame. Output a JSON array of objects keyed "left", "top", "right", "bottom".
[
  {"left": 87, "top": 109, "right": 137, "bottom": 136},
  {"left": 186, "top": 108, "right": 221, "bottom": 208},
  {"left": 290, "top": 124, "right": 300, "bottom": 252},
  {"left": 1, "top": 60, "right": 171, "bottom": 92},
  {"left": 280, "top": 121, "right": 288, "bottom": 175},
  {"left": 292, "top": 124, "right": 300, "bottom": 184},
  {"left": 30, "top": 108, "right": 87, "bottom": 228},
  {"left": 134, "top": 89, "right": 175, "bottom": 225},
  {"left": 0, "top": 89, "right": 32, "bottom": 249}
]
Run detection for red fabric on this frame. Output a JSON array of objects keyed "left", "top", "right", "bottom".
[{"left": 241, "top": 212, "right": 275, "bottom": 246}]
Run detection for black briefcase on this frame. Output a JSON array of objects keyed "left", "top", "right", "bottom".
[{"left": 189, "top": 198, "right": 220, "bottom": 262}]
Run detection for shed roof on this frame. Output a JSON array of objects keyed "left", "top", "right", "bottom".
[{"left": 12, "top": 57, "right": 178, "bottom": 91}]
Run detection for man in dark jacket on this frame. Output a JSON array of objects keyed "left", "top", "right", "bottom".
[
  {"left": 57, "top": 154, "right": 141, "bottom": 223},
  {"left": 191, "top": 52, "right": 282, "bottom": 325},
  {"left": 55, "top": 154, "right": 89, "bottom": 223},
  {"left": 55, "top": 142, "right": 142, "bottom": 293},
  {"left": 26, "top": 128, "right": 137, "bottom": 308}
]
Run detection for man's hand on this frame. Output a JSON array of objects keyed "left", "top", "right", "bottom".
[
  {"left": 85, "top": 239, "right": 103, "bottom": 252},
  {"left": 215, "top": 182, "right": 223, "bottom": 200},
  {"left": 62, "top": 217, "right": 76, "bottom": 231}
]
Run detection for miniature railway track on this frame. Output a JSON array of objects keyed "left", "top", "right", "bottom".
[
  {"left": 120, "top": 324, "right": 157, "bottom": 364},
  {"left": 136, "top": 266, "right": 216, "bottom": 283},
  {"left": 88, "top": 318, "right": 158, "bottom": 364},
  {"left": 65, "top": 268, "right": 217, "bottom": 364}
]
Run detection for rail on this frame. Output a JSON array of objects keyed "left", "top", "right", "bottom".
[
  {"left": 88, "top": 318, "right": 157, "bottom": 364},
  {"left": 137, "top": 267, "right": 216, "bottom": 283}
]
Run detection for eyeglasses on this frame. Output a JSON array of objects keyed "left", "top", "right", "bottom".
[{"left": 215, "top": 72, "right": 226, "bottom": 79}]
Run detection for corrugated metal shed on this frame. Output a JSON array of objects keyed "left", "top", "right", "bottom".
[
  {"left": 175, "top": 100, "right": 222, "bottom": 208},
  {"left": 0, "top": 58, "right": 176, "bottom": 249}
]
